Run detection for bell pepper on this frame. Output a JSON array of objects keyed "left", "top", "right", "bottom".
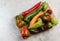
[
  {"left": 28, "top": 18, "right": 43, "bottom": 29},
  {"left": 22, "top": 1, "right": 41, "bottom": 16}
]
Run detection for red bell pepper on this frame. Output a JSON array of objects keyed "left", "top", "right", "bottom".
[
  {"left": 22, "top": 1, "right": 41, "bottom": 16},
  {"left": 21, "top": 25, "right": 30, "bottom": 37}
]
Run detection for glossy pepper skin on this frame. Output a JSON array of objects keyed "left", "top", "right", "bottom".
[
  {"left": 47, "top": 9, "right": 52, "bottom": 14},
  {"left": 24, "top": 3, "right": 43, "bottom": 23},
  {"left": 42, "top": 2, "right": 48, "bottom": 11},
  {"left": 28, "top": 18, "right": 43, "bottom": 29},
  {"left": 22, "top": 2, "right": 41, "bottom": 16},
  {"left": 51, "top": 17, "right": 58, "bottom": 25},
  {"left": 24, "top": 2, "right": 48, "bottom": 23},
  {"left": 21, "top": 25, "right": 30, "bottom": 37}
]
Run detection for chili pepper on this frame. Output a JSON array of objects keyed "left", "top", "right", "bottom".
[
  {"left": 21, "top": 25, "right": 30, "bottom": 37},
  {"left": 24, "top": 2, "right": 44, "bottom": 23},
  {"left": 30, "top": 7, "right": 49, "bottom": 26},
  {"left": 22, "top": 1, "right": 41, "bottom": 16},
  {"left": 24, "top": 2, "right": 49, "bottom": 23},
  {"left": 28, "top": 18, "right": 43, "bottom": 29},
  {"left": 30, "top": 11, "right": 44, "bottom": 26}
]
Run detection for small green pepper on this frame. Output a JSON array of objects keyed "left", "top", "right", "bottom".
[
  {"left": 51, "top": 17, "right": 58, "bottom": 26},
  {"left": 42, "top": 1, "right": 48, "bottom": 11},
  {"left": 47, "top": 22, "right": 53, "bottom": 28},
  {"left": 28, "top": 18, "right": 43, "bottom": 29}
]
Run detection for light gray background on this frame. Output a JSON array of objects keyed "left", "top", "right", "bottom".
[{"left": 0, "top": 0, "right": 60, "bottom": 41}]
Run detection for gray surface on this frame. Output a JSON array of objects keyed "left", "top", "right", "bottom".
[{"left": 0, "top": 0, "right": 60, "bottom": 41}]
